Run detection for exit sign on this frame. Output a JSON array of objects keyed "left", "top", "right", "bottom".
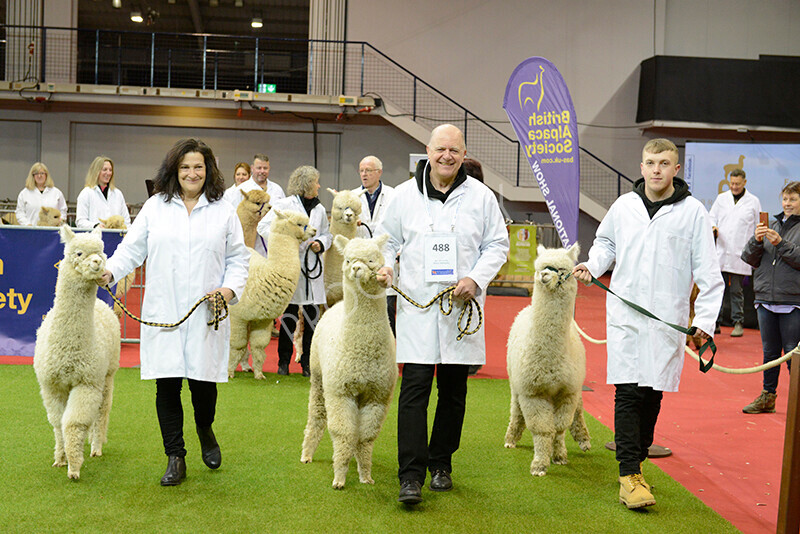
[{"left": 257, "top": 83, "right": 276, "bottom": 93}]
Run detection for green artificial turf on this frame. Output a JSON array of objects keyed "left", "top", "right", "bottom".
[{"left": 0, "top": 365, "right": 739, "bottom": 533}]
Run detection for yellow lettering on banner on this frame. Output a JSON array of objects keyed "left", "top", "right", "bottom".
[
  {"left": 0, "top": 257, "right": 4, "bottom": 275},
  {"left": 0, "top": 287, "right": 34, "bottom": 315}
]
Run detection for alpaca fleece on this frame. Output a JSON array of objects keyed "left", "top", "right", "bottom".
[
  {"left": 34, "top": 226, "right": 121, "bottom": 480},
  {"left": 504, "top": 243, "right": 591, "bottom": 476},
  {"left": 301, "top": 234, "right": 396, "bottom": 489},
  {"left": 323, "top": 188, "right": 364, "bottom": 307},
  {"left": 236, "top": 189, "right": 271, "bottom": 249}
]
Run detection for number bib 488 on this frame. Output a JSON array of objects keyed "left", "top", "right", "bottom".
[{"left": 424, "top": 232, "right": 457, "bottom": 283}]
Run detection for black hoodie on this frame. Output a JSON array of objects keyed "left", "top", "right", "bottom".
[
  {"left": 414, "top": 159, "right": 467, "bottom": 203},
  {"left": 633, "top": 177, "right": 692, "bottom": 219}
]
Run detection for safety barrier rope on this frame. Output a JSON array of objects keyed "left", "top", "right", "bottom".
[
  {"left": 391, "top": 284, "right": 482, "bottom": 341},
  {"left": 102, "top": 285, "right": 229, "bottom": 330}
]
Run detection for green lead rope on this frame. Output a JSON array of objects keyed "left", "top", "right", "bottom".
[{"left": 589, "top": 276, "right": 717, "bottom": 373}]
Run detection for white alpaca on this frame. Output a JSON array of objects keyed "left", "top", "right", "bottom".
[
  {"left": 323, "top": 188, "right": 364, "bottom": 307},
  {"left": 504, "top": 243, "right": 591, "bottom": 476},
  {"left": 301, "top": 234, "right": 396, "bottom": 489},
  {"left": 228, "top": 209, "right": 316, "bottom": 379},
  {"left": 98, "top": 215, "right": 135, "bottom": 318},
  {"left": 33, "top": 226, "right": 121, "bottom": 480}
]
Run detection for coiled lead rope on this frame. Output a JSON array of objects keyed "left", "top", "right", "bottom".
[
  {"left": 391, "top": 284, "right": 482, "bottom": 341},
  {"left": 102, "top": 285, "right": 229, "bottom": 330}
]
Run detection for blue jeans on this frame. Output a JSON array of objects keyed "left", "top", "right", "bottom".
[
  {"left": 718, "top": 272, "right": 745, "bottom": 325},
  {"left": 757, "top": 306, "right": 799, "bottom": 393}
]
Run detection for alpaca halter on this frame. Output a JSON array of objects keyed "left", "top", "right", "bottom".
[
  {"left": 391, "top": 283, "right": 482, "bottom": 341},
  {"left": 102, "top": 286, "right": 229, "bottom": 330},
  {"left": 541, "top": 265, "right": 572, "bottom": 287}
]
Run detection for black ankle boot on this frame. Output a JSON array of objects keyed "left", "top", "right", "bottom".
[
  {"left": 196, "top": 425, "right": 221, "bottom": 469},
  {"left": 160, "top": 455, "right": 186, "bottom": 486}
]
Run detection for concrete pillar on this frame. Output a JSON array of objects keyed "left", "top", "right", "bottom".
[{"left": 308, "top": 0, "right": 346, "bottom": 95}]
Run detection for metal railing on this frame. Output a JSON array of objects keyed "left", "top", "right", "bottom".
[{"left": 1, "top": 25, "right": 632, "bottom": 209}]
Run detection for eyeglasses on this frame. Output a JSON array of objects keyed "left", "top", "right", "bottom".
[
  {"left": 359, "top": 168, "right": 379, "bottom": 174},
  {"left": 33, "top": 172, "right": 47, "bottom": 176}
]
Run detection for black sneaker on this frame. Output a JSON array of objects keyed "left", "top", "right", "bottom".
[{"left": 398, "top": 480, "right": 422, "bottom": 504}]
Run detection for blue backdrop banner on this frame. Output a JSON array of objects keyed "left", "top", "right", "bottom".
[
  {"left": 0, "top": 227, "right": 124, "bottom": 357},
  {"left": 504, "top": 57, "right": 580, "bottom": 247}
]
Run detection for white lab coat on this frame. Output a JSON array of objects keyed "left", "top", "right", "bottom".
[
  {"left": 708, "top": 189, "right": 761, "bottom": 275},
  {"left": 584, "top": 192, "right": 723, "bottom": 392},
  {"left": 223, "top": 177, "right": 286, "bottom": 258},
  {"left": 75, "top": 186, "right": 132, "bottom": 229},
  {"left": 257, "top": 195, "right": 332, "bottom": 305},
  {"left": 354, "top": 183, "right": 395, "bottom": 239},
  {"left": 379, "top": 176, "right": 509, "bottom": 365},
  {"left": 15, "top": 186, "right": 67, "bottom": 226},
  {"left": 106, "top": 193, "right": 249, "bottom": 382}
]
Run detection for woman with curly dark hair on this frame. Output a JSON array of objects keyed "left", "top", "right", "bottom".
[{"left": 101, "top": 138, "right": 249, "bottom": 486}]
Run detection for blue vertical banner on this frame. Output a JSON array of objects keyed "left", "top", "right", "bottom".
[
  {"left": 503, "top": 57, "right": 580, "bottom": 247},
  {"left": 0, "top": 227, "right": 124, "bottom": 357}
]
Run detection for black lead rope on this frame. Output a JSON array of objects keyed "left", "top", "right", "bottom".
[
  {"left": 361, "top": 223, "right": 374, "bottom": 238},
  {"left": 301, "top": 244, "right": 323, "bottom": 295},
  {"left": 589, "top": 276, "right": 717, "bottom": 372}
]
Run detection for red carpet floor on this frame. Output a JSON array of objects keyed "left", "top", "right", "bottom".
[{"left": 3, "top": 278, "right": 789, "bottom": 533}]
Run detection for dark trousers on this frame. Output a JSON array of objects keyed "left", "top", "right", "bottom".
[
  {"left": 397, "top": 363, "right": 469, "bottom": 483},
  {"left": 387, "top": 295, "right": 397, "bottom": 336},
  {"left": 278, "top": 304, "right": 320, "bottom": 369},
  {"left": 757, "top": 306, "right": 798, "bottom": 393},
  {"left": 614, "top": 383, "right": 663, "bottom": 477},
  {"left": 155, "top": 378, "right": 217, "bottom": 457},
  {"left": 718, "top": 272, "right": 745, "bottom": 326}
]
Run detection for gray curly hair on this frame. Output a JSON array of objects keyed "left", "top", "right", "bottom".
[{"left": 287, "top": 165, "right": 320, "bottom": 197}]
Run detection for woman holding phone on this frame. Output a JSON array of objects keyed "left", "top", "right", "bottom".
[{"left": 740, "top": 181, "right": 800, "bottom": 414}]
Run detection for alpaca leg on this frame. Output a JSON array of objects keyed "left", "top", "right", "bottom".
[
  {"left": 63, "top": 385, "right": 103, "bottom": 479},
  {"left": 249, "top": 319, "right": 273, "bottom": 380},
  {"left": 228, "top": 318, "right": 250, "bottom": 378},
  {"left": 551, "top": 395, "right": 580, "bottom": 465},
  {"left": 517, "top": 395, "right": 555, "bottom": 476},
  {"left": 326, "top": 395, "right": 358, "bottom": 489},
  {"left": 41, "top": 386, "right": 69, "bottom": 467},
  {"left": 90, "top": 371, "right": 116, "bottom": 457},
  {"left": 552, "top": 430, "right": 569, "bottom": 465},
  {"left": 301, "top": 372, "right": 327, "bottom": 463},
  {"left": 504, "top": 390, "right": 525, "bottom": 448},
  {"left": 569, "top": 397, "right": 592, "bottom": 452},
  {"left": 354, "top": 401, "right": 391, "bottom": 485}
]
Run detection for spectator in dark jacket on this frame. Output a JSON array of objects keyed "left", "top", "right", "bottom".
[{"left": 740, "top": 181, "right": 800, "bottom": 414}]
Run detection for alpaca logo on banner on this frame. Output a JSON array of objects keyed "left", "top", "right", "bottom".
[{"left": 504, "top": 57, "right": 580, "bottom": 247}]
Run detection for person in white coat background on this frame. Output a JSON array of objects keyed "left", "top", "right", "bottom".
[
  {"left": 353, "top": 155, "right": 398, "bottom": 333},
  {"left": 257, "top": 165, "right": 331, "bottom": 376},
  {"left": 15, "top": 162, "right": 67, "bottom": 226},
  {"left": 573, "top": 138, "right": 723, "bottom": 510},
  {"left": 224, "top": 154, "right": 286, "bottom": 258},
  {"left": 377, "top": 124, "right": 509, "bottom": 505},
  {"left": 75, "top": 156, "right": 132, "bottom": 229},
  {"left": 100, "top": 138, "right": 249, "bottom": 487},
  {"left": 709, "top": 168, "right": 761, "bottom": 336}
]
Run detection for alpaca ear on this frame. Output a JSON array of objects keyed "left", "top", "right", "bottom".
[
  {"left": 357, "top": 188, "right": 367, "bottom": 197},
  {"left": 241, "top": 189, "right": 251, "bottom": 201},
  {"left": 374, "top": 233, "right": 390, "bottom": 249},
  {"left": 274, "top": 208, "right": 286, "bottom": 219},
  {"left": 98, "top": 217, "right": 108, "bottom": 226},
  {"left": 59, "top": 224, "right": 75, "bottom": 244},
  {"left": 333, "top": 234, "right": 349, "bottom": 252},
  {"left": 567, "top": 242, "right": 580, "bottom": 263},
  {"left": 327, "top": 187, "right": 338, "bottom": 197},
  {"left": 537, "top": 244, "right": 546, "bottom": 257},
  {"left": 91, "top": 226, "right": 103, "bottom": 240}
]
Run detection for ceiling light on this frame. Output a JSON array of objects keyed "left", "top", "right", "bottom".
[
  {"left": 131, "top": 10, "right": 143, "bottom": 23},
  {"left": 234, "top": 0, "right": 243, "bottom": 6},
  {"left": 251, "top": 17, "right": 263, "bottom": 28},
  {"left": 209, "top": 0, "right": 218, "bottom": 6},
  {"left": 112, "top": 0, "right": 122, "bottom": 8}
]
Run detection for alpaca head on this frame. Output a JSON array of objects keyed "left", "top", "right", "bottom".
[
  {"left": 333, "top": 234, "right": 389, "bottom": 295},
  {"left": 37, "top": 207, "right": 62, "bottom": 227},
  {"left": 327, "top": 188, "right": 363, "bottom": 227},
  {"left": 99, "top": 215, "right": 126, "bottom": 229},
  {"left": 59, "top": 226, "right": 107, "bottom": 281},
  {"left": 271, "top": 209, "right": 316, "bottom": 243},
  {"left": 534, "top": 243, "right": 580, "bottom": 292},
  {"left": 237, "top": 189, "right": 271, "bottom": 226}
]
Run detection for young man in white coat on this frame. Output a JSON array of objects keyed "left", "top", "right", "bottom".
[
  {"left": 709, "top": 169, "right": 761, "bottom": 336},
  {"left": 223, "top": 154, "right": 286, "bottom": 258},
  {"left": 377, "top": 124, "right": 509, "bottom": 505},
  {"left": 354, "top": 155, "right": 398, "bottom": 333},
  {"left": 573, "top": 138, "right": 723, "bottom": 509}
]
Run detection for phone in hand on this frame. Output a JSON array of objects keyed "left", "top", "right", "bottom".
[{"left": 759, "top": 212, "right": 769, "bottom": 226}]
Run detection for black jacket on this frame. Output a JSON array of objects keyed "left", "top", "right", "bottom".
[{"left": 741, "top": 213, "right": 800, "bottom": 305}]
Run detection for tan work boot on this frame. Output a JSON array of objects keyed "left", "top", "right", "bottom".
[
  {"left": 742, "top": 390, "right": 777, "bottom": 414},
  {"left": 639, "top": 462, "right": 651, "bottom": 492},
  {"left": 731, "top": 323, "right": 744, "bottom": 337},
  {"left": 619, "top": 474, "right": 656, "bottom": 509}
]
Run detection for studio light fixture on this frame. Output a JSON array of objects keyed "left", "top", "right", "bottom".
[
  {"left": 234, "top": 0, "right": 243, "bottom": 6},
  {"left": 112, "top": 0, "right": 122, "bottom": 8},
  {"left": 251, "top": 17, "right": 263, "bottom": 28},
  {"left": 131, "top": 10, "right": 143, "bottom": 23}
]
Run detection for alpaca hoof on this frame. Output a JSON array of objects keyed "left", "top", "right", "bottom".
[
  {"left": 53, "top": 460, "right": 67, "bottom": 468},
  {"left": 359, "top": 476, "right": 375, "bottom": 485},
  {"left": 579, "top": 441, "right": 591, "bottom": 452},
  {"left": 504, "top": 442, "right": 516, "bottom": 449},
  {"left": 90, "top": 449, "right": 102, "bottom": 458},
  {"left": 68, "top": 470, "right": 80, "bottom": 480},
  {"left": 300, "top": 455, "right": 312, "bottom": 464},
  {"left": 332, "top": 479, "right": 345, "bottom": 489},
  {"left": 228, "top": 371, "right": 235, "bottom": 379},
  {"left": 253, "top": 372, "right": 265, "bottom": 380},
  {"left": 530, "top": 464, "right": 548, "bottom": 476},
  {"left": 553, "top": 457, "right": 568, "bottom": 465}
]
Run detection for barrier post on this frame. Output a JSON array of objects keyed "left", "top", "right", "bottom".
[{"left": 777, "top": 351, "right": 800, "bottom": 533}]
